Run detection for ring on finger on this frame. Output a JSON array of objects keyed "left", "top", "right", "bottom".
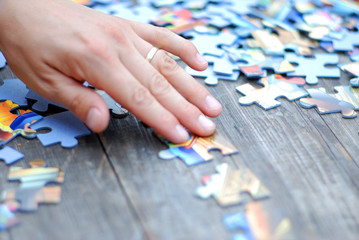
[{"left": 146, "top": 47, "right": 159, "bottom": 63}]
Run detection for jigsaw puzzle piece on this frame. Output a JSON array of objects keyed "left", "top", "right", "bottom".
[
  {"left": 25, "top": 90, "right": 66, "bottom": 113},
  {"left": 186, "top": 65, "right": 239, "bottom": 86},
  {"left": 3, "top": 186, "right": 62, "bottom": 212},
  {"left": 205, "top": 54, "right": 239, "bottom": 76},
  {"left": 285, "top": 53, "right": 340, "bottom": 85},
  {"left": 0, "top": 51, "right": 6, "bottom": 69},
  {"left": 196, "top": 163, "right": 270, "bottom": 207},
  {"left": 236, "top": 74, "right": 308, "bottom": 110},
  {"left": 331, "top": 30, "right": 359, "bottom": 52},
  {"left": 223, "top": 212, "right": 256, "bottom": 240},
  {"left": 339, "top": 61, "right": 359, "bottom": 77},
  {"left": 0, "top": 100, "right": 42, "bottom": 145},
  {"left": 187, "top": 31, "right": 238, "bottom": 57},
  {"left": 0, "top": 204, "right": 20, "bottom": 231},
  {"left": 332, "top": 85, "right": 359, "bottom": 110},
  {"left": 0, "top": 147, "right": 24, "bottom": 165},
  {"left": 0, "top": 79, "right": 29, "bottom": 107},
  {"left": 3, "top": 160, "right": 64, "bottom": 212},
  {"left": 158, "top": 133, "right": 238, "bottom": 166},
  {"left": 30, "top": 111, "right": 91, "bottom": 148},
  {"left": 299, "top": 88, "right": 357, "bottom": 118},
  {"left": 240, "top": 57, "right": 295, "bottom": 78},
  {"left": 96, "top": 90, "right": 129, "bottom": 118}
]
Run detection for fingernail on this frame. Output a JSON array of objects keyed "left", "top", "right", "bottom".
[
  {"left": 176, "top": 124, "right": 189, "bottom": 142},
  {"left": 206, "top": 95, "right": 221, "bottom": 111},
  {"left": 196, "top": 53, "right": 207, "bottom": 66},
  {"left": 86, "top": 107, "right": 101, "bottom": 130},
  {"left": 198, "top": 114, "right": 215, "bottom": 131}
]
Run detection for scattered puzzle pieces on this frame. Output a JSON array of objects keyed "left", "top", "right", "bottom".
[
  {"left": 30, "top": 111, "right": 91, "bottom": 148},
  {"left": 236, "top": 74, "right": 308, "bottom": 110},
  {"left": 299, "top": 88, "right": 357, "bottom": 118},
  {"left": 0, "top": 147, "right": 24, "bottom": 165},
  {"left": 196, "top": 163, "right": 270, "bottom": 207},
  {"left": 158, "top": 133, "right": 238, "bottom": 166}
]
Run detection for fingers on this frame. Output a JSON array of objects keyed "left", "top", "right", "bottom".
[
  {"left": 128, "top": 21, "right": 208, "bottom": 71},
  {"left": 119, "top": 45, "right": 217, "bottom": 138},
  {"left": 87, "top": 57, "right": 191, "bottom": 143},
  {"left": 33, "top": 71, "right": 110, "bottom": 133},
  {"left": 150, "top": 49, "right": 222, "bottom": 118}
]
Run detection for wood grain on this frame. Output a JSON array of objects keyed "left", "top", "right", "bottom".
[{"left": 1, "top": 50, "right": 359, "bottom": 240}]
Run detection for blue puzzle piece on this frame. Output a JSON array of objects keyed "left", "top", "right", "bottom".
[
  {"left": 30, "top": 111, "right": 91, "bottom": 148},
  {"left": 223, "top": 212, "right": 256, "bottom": 240},
  {"left": 186, "top": 64, "right": 239, "bottom": 86},
  {"left": 0, "top": 147, "right": 24, "bottom": 165},
  {"left": 331, "top": 30, "right": 359, "bottom": 52},
  {"left": 186, "top": 31, "right": 238, "bottom": 57},
  {"left": 285, "top": 53, "right": 340, "bottom": 85},
  {"left": 0, "top": 51, "right": 6, "bottom": 69},
  {"left": 0, "top": 79, "right": 28, "bottom": 106},
  {"left": 26, "top": 89, "right": 66, "bottom": 113},
  {"left": 205, "top": 54, "right": 239, "bottom": 76}
]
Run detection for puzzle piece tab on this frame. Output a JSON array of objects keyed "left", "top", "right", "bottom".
[
  {"left": 196, "top": 163, "right": 270, "bottom": 207},
  {"left": 236, "top": 74, "right": 308, "bottom": 110},
  {"left": 299, "top": 88, "right": 357, "bottom": 118},
  {"left": 285, "top": 53, "right": 340, "bottom": 85},
  {"left": 0, "top": 147, "right": 24, "bottom": 165},
  {"left": 158, "top": 133, "right": 238, "bottom": 166},
  {"left": 30, "top": 111, "right": 91, "bottom": 148},
  {"left": 26, "top": 90, "right": 66, "bottom": 113}
]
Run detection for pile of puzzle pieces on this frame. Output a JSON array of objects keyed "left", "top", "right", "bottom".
[
  {"left": 0, "top": 77, "right": 130, "bottom": 163},
  {"left": 0, "top": 160, "right": 64, "bottom": 230},
  {"left": 72, "top": 0, "right": 359, "bottom": 121}
]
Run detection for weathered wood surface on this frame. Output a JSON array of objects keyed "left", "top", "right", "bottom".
[{"left": 1, "top": 51, "right": 359, "bottom": 240}]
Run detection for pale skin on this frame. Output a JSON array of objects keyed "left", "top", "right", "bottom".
[{"left": 0, "top": 0, "right": 222, "bottom": 144}]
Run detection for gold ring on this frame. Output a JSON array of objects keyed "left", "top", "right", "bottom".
[{"left": 146, "top": 47, "right": 159, "bottom": 62}]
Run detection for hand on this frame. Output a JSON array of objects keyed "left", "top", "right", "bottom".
[{"left": 0, "top": 0, "right": 222, "bottom": 143}]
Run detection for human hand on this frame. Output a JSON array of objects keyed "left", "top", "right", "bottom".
[{"left": 0, "top": 0, "right": 222, "bottom": 143}]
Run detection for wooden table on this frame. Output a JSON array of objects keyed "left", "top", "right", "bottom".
[{"left": 1, "top": 52, "right": 359, "bottom": 240}]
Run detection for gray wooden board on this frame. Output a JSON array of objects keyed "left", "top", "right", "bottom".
[{"left": 1, "top": 51, "right": 359, "bottom": 240}]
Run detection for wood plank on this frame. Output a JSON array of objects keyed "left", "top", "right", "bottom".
[
  {"left": 1, "top": 128, "right": 144, "bottom": 239},
  {"left": 98, "top": 72, "right": 359, "bottom": 240}
]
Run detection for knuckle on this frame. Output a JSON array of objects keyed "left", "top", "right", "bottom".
[
  {"left": 149, "top": 73, "right": 171, "bottom": 96},
  {"left": 131, "top": 87, "right": 153, "bottom": 106},
  {"left": 154, "top": 27, "right": 173, "bottom": 45},
  {"left": 159, "top": 53, "right": 179, "bottom": 76}
]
